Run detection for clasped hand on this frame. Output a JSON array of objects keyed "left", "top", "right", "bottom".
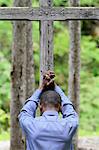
[{"left": 39, "top": 70, "right": 55, "bottom": 90}]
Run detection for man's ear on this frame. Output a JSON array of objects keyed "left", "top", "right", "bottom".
[
  {"left": 38, "top": 103, "right": 43, "bottom": 111},
  {"left": 59, "top": 105, "right": 62, "bottom": 113},
  {"left": 39, "top": 103, "right": 44, "bottom": 115},
  {"left": 56, "top": 104, "right": 62, "bottom": 113},
  {"left": 38, "top": 103, "right": 41, "bottom": 109}
]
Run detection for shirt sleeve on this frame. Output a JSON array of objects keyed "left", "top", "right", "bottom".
[
  {"left": 18, "top": 89, "right": 42, "bottom": 134},
  {"left": 62, "top": 104, "right": 79, "bottom": 138},
  {"left": 55, "top": 85, "right": 72, "bottom": 106},
  {"left": 55, "top": 85, "right": 79, "bottom": 138}
]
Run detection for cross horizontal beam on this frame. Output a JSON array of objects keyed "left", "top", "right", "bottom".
[{"left": 0, "top": 7, "right": 99, "bottom": 20}]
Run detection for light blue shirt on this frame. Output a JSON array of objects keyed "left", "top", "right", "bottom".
[{"left": 19, "top": 86, "right": 78, "bottom": 150}]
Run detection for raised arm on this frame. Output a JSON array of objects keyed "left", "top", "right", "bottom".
[
  {"left": 18, "top": 89, "right": 42, "bottom": 134},
  {"left": 55, "top": 85, "right": 79, "bottom": 138},
  {"left": 55, "top": 85, "right": 72, "bottom": 107},
  {"left": 18, "top": 70, "right": 55, "bottom": 134}
]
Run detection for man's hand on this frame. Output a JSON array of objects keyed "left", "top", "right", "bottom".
[{"left": 39, "top": 70, "right": 55, "bottom": 90}]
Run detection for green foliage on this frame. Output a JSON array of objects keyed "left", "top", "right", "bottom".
[
  {"left": 0, "top": 0, "right": 99, "bottom": 140},
  {"left": 0, "top": 51, "right": 11, "bottom": 112},
  {"left": 32, "top": 22, "right": 40, "bottom": 84},
  {"left": 33, "top": 0, "right": 99, "bottom": 6},
  {"left": 54, "top": 22, "right": 69, "bottom": 56},
  {"left": 0, "top": 130, "right": 10, "bottom": 141},
  {"left": 53, "top": 21, "right": 69, "bottom": 91},
  {"left": 0, "top": 109, "right": 10, "bottom": 132},
  {"left": 81, "top": 36, "right": 99, "bottom": 76},
  {"left": 80, "top": 77, "right": 99, "bottom": 135},
  {"left": 0, "top": 0, "right": 12, "bottom": 6},
  {"left": 53, "top": 0, "right": 68, "bottom": 6},
  {"left": 80, "top": 0, "right": 99, "bottom": 6},
  {"left": 0, "top": 21, "right": 12, "bottom": 61},
  {"left": 0, "top": 0, "right": 99, "bottom": 7}
]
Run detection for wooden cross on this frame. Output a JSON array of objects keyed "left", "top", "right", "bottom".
[
  {"left": 1, "top": 1, "right": 98, "bottom": 150},
  {"left": 0, "top": 4, "right": 99, "bottom": 79}
]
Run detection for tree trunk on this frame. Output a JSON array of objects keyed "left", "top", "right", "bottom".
[
  {"left": 39, "top": 0, "right": 53, "bottom": 83},
  {"left": 10, "top": 0, "right": 34, "bottom": 150},
  {"left": 68, "top": 0, "right": 81, "bottom": 150}
]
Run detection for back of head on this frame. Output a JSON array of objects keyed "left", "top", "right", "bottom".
[{"left": 40, "top": 90, "right": 61, "bottom": 108}]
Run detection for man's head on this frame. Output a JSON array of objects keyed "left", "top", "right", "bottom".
[{"left": 39, "top": 90, "right": 61, "bottom": 114}]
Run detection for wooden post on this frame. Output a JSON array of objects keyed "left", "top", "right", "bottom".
[
  {"left": 10, "top": 20, "right": 26, "bottom": 150},
  {"left": 68, "top": 0, "right": 81, "bottom": 150},
  {"left": 25, "top": 0, "right": 35, "bottom": 99},
  {"left": 39, "top": 0, "right": 53, "bottom": 83},
  {"left": 10, "top": 0, "right": 34, "bottom": 150}
]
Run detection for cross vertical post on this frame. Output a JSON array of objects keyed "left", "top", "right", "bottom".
[
  {"left": 0, "top": 1, "right": 98, "bottom": 150},
  {"left": 39, "top": 0, "right": 53, "bottom": 83}
]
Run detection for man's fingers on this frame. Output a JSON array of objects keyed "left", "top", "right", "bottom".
[
  {"left": 42, "top": 70, "right": 55, "bottom": 89},
  {"left": 44, "top": 70, "right": 55, "bottom": 76},
  {"left": 47, "top": 78, "right": 54, "bottom": 86}
]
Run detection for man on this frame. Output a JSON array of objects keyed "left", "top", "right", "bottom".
[{"left": 18, "top": 71, "right": 78, "bottom": 150}]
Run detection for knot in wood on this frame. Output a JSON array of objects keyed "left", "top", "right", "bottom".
[{"left": 45, "top": 11, "right": 48, "bottom": 15}]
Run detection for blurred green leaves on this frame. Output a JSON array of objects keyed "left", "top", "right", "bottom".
[
  {"left": 0, "top": 51, "right": 11, "bottom": 112},
  {"left": 0, "top": 109, "right": 10, "bottom": 132},
  {"left": 0, "top": 0, "right": 99, "bottom": 137},
  {"left": 0, "top": 0, "right": 12, "bottom": 6},
  {"left": 81, "top": 36, "right": 99, "bottom": 76},
  {"left": 80, "top": 0, "right": 99, "bottom": 6}
]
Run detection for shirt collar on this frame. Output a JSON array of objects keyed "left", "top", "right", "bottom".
[{"left": 42, "top": 110, "right": 58, "bottom": 117}]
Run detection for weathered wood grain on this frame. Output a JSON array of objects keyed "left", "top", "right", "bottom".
[
  {"left": 10, "top": 0, "right": 34, "bottom": 149},
  {"left": 0, "top": 7, "right": 99, "bottom": 20},
  {"left": 68, "top": 1, "right": 81, "bottom": 150},
  {"left": 40, "top": 0, "right": 53, "bottom": 83}
]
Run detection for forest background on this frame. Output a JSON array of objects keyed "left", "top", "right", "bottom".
[{"left": 0, "top": 0, "right": 99, "bottom": 140}]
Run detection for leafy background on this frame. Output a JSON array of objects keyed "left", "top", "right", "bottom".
[{"left": 0, "top": 0, "right": 99, "bottom": 140}]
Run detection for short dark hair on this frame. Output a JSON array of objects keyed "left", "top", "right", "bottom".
[{"left": 40, "top": 90, "right": 61, "bottom": 107}]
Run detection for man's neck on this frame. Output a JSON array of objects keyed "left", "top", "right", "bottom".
[{"left": 44, "top": 107, "right": 57, "bottom": 112}]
